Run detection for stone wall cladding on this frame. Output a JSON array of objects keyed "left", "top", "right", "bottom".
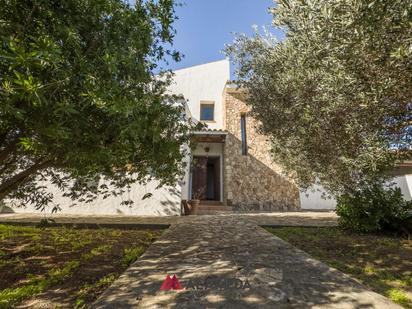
[{"left": 223, "top": 89, "right": 300, "bottom": 211}]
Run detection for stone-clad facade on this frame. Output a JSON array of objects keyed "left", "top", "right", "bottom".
[{"left": 222, "top": 86, "right": 300, "bottom": 211}]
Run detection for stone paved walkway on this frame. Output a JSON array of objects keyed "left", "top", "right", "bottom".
[
  {"left": 92, "top": 216, "right": 401, "bottom": 309},
  {"left": 0, "top": 211, "right": 338, "bottom": 227}
]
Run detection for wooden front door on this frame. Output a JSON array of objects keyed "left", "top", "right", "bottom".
[{"left": 192, "top": 156, "right": 220, "bottom": 201}]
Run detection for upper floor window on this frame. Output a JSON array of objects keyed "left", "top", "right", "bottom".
[
  {"left": 200, "top": 101, "right": 215, "bottom": 121},
  {"left": 240, "top": 114, "right": 247, "bottom": 155}
]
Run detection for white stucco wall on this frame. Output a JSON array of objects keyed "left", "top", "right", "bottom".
[
  {"left": 168, "top": 59, "right": 230, "bottom": 130},
  {"left": 392, "top": 174, "right": 412, "bottom": 200},
  {"left": 300, "top": 184, "right": 337, "bottom": 210},
  {"left": 301, "top": 174, "right": 412, "bottom": 209},
  {"left": 180, "top": 143, "right": 192, "bottom": 202},
  {"left": 6, "top": 179, "right": 181, "bottom": 216}
]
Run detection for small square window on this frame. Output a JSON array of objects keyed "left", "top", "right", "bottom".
[{"left": 200, "top": 102, "right": 214, "bottom": 121}]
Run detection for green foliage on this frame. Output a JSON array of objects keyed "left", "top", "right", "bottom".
[
  {"left": 0, "top": 0, "right": 195, "bottom": 209},
  {"left": 388, "top": 288, "right": 410, "bottom": 307},
  {"left": 0, "top": 282, "right": 46, "bottom": 308},
  {"left": 336, "top": 184, "right": 412, "bottom": 233},
  {"left": 90, "top": 244, "right": 112, "bottom": 256},
  {"left": 227, "top": 0, "right": 412, "bottom": 194},
  {"left": 122, "top": 246, "right": 145, "bottom": 267},
  {"left": 48, "top": 260, "right": 81, "bottom": 284},
  {"left": 0, "top": 224, "right": 39, "bottom": 240},
  {"left": 36, "top": 218, "right": 55, "bottom": 228},
  {"left": 75, "top": 273, "right": 116, "bottom": 309},
  {"left": 0, "top": 260, "right": 80, "bottom": 307},
  {"left": 0, "top": 225, "right": 162, "bottom": 307}
]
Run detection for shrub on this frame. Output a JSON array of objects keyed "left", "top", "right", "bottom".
[{"left": 336, "top": 184, "right": 412, "bottom": 233}]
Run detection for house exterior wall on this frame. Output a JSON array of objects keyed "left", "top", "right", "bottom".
[
  {"left": 300, "top": 174, "right": 412, "bottom": 209},
  {"left": 4, "top": 179, "right": 181, "bottom": 216},
  {"left": 167, "top": 59, "right": 230, "bottom": 130},
  {"left": 173, "top": 60, "right": 229, "bottom": 202},
  {"left": 393, "top": 174, "right": 412, "bottom": 201},
  {"left": 299, "top": 185, "right": 337, "bottom": 210},
  {"left": 222, "top": 89, "right": 300, "bottom": 211}
]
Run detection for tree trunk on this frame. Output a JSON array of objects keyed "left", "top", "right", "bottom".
[{"left": 0, "top": 160, "right": 50, "bottom": 201}]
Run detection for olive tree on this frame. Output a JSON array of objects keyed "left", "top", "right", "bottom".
[{"left": 227, "top": 0, "right": 412, "bottom": 194}]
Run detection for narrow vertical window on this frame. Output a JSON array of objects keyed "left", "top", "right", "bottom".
[{"left": 240, "top": 114, "right": 247, "bottom": 155}]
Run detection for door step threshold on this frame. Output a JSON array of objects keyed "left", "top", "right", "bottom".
[
  {"left": 194, "top": 211, "right": 234, "bottom": 215},
  {"left": 197, "top": 206, "right": 233, "bottom": 211}
]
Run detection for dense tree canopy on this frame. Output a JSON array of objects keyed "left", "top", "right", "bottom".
[
  {"left": 0, "top": 0, "right": 194, "bottom": 210},
  {"left": 227, "top": 0, "right": 412, "bottom": 194}
]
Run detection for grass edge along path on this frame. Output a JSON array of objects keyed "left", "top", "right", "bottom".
[
  {"left": 266, "top": 226, "right": 412, "bottom": 308},
  {"left": 0, "top": 224, "right": 163, "bottom": 308}
]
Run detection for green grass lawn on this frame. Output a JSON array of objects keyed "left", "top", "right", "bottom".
[
  {"left": 266, "top": 226, "right": 412, "bottom": 308},
  {"left": 0, "top": 224, "right": 164, "bottom": 308}
]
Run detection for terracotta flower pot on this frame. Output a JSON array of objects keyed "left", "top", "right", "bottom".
[{"left": 189, "top": 199, "right": 200, "bottom": 215}]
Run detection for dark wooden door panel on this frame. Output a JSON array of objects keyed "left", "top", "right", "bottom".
[{"left": 192, "top": 157, "right": 207, "bottom": 200}]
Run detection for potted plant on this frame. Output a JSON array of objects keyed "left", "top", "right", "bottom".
[{"left": 189, "top": 187, "right": 205, "bottom": 215}]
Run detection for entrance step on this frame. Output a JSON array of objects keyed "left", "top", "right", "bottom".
[
  {"left": 197, "top": 205, "right": 233, "bottom": 211},
  {"left": 199, "top": 200, "right": 224, "bottom": 206},
  {"left": 194, "top": 202, "right": 234, "bottom": 215},
  {"left": 194, "top": 210, "right": 233, "bottom": 215}
]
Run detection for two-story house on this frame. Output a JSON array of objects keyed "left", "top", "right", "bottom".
[{"left": 4, "top": 59, "right": 411, "bottom": 215}]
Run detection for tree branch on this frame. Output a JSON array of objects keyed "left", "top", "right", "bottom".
[
  {"left": 0, "top": 138, "right": 20, "bottom": 164},
  {"left": 0, "top": 160, "right": 51, "bottom": 201}
]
